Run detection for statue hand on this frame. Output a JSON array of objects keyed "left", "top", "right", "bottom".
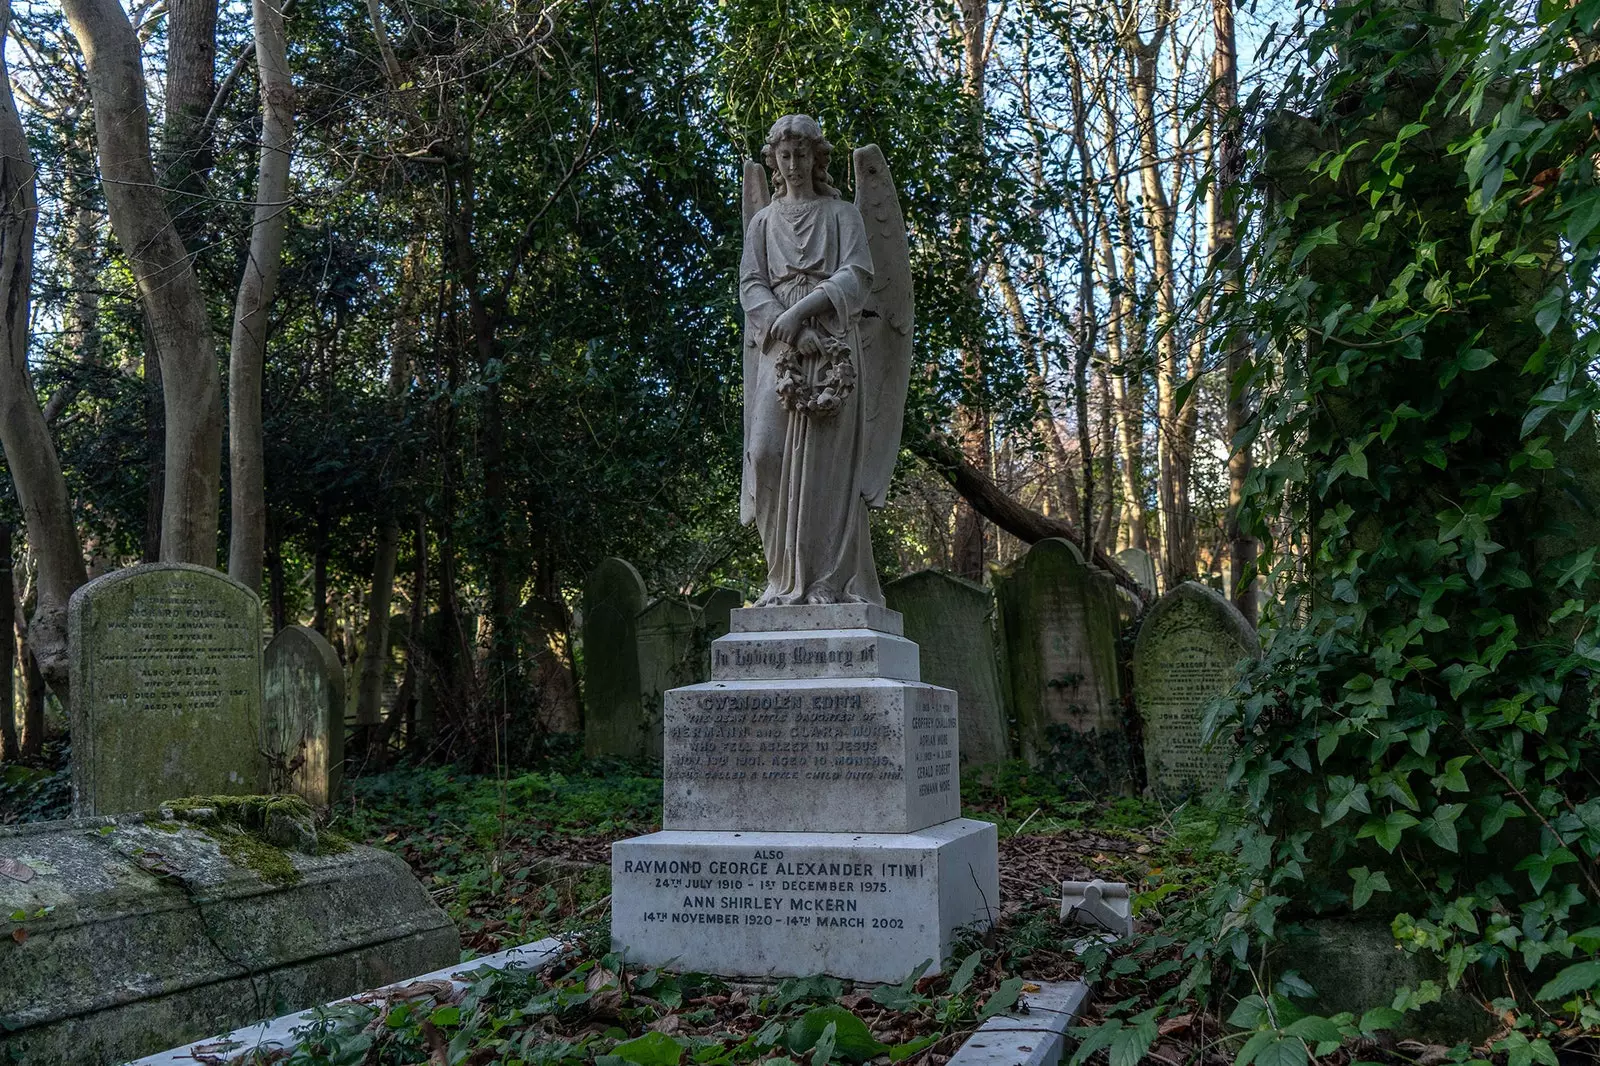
[{"left": 770, "top": 307, "right": 805, "bottom": 348}]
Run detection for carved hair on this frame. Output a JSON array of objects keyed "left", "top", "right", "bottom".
[{"left": 762, "top": 114, "right": 841, "bottom": 199}]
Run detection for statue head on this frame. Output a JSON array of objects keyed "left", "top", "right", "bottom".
[{"left": 762, "top": 114, "right": 840, "bottom": 199}]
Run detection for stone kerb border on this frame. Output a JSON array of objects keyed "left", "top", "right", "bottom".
[{"left": 127, "top": 938, "right": 567, "bottom": 1065}]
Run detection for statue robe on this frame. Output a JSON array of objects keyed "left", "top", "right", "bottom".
[{"left": 739, "top": 194, "right": 883, "bottom": 606}]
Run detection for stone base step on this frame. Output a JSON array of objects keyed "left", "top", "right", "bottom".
[
  {"left": 730, "top": 603, "right": 903, "bottom": 636},
  {"left": 610, "top": 819, "right": 998, "bottom": 983},
  {"left": 710, "top": 630, "right": 919, "bottom": 682}
]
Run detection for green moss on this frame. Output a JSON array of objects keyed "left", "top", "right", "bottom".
[
  {"left": 148, "top": 820, "right": 183, "bottom": 834},
  {"left": 313, "top": 831, "right": 353, "bottom": 856},
  {"left": 155, "top": 794, "right": 320, "bottom": 887},
  {"left": 214, "top": 828, "right": 302, "bottom": 887}
]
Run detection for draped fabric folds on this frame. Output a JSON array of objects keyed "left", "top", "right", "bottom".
[{"left": 739, "top": 195, "right": 883, "bottom": 606}]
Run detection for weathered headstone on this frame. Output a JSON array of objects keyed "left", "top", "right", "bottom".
[
  {"left": 69, "top": 564, "right": 267, "bottom": 816},
  {"left": 581, "top": 558, "right": 649, "bottom": 759},
  {"left": 635, "top": 597, "right": 701, "bottom": 762},
  {"left": 1132, "top": 581, "right": 1257, "bottom": 796},
  {"left": 885, "top": 570, "right": 1010, "bottom": 767},
  {"left": 263, "top": 625, "right": 345, "bottom": 806},
  {"left": 1114, "top": 548, "right": 1157, "bottom": 593},
  {"left": 993, "top": 539, "right": 1129, "bottom": 786}
]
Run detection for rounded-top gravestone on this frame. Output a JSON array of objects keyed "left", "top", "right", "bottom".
[
  {"left": 581, "top": 558, "right": 648, "bottom": 759},
  {"left": 994, "top": 538, "right": 1127, "bottom": 783},
  {"left": 884, "top": 569, "right": 1010, "bottom": 767},
  {"left": 1132, "top": 581, "right": 1258, "bottom": 797},
  {"left": 263, "top": 625, "right": 345, "bottom": 806},
  {"left": 69, "top": 563, "right": 267, "bottom": 816}
]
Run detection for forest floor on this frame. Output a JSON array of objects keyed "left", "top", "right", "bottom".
[{"left": 316, "top": 757, "right": 1247, "bottom": 1066}]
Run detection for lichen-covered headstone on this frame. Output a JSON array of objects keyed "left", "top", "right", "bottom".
[
  {"left": 263, "top": 626, "right": 345, "bottom": 806},
  {"left": 635, "top": 597, "right": 701, "bottom": 762},
  {"left": 581, "top": 558, "right": 649, "bottom": 759},
  {"left": 1132, "top": 581, "right": 1257, "bottom": 796},
  {"left": 994, "top": 539, "right": 1130, "bottom": 787},
  {"left": 1115, "top": 547, "right": 1157, "bottom": 593},
  {"left": 885, "top": 569, "right": 1009, "bottom": 767},
  {"left": 69, "top": 564, "right": 267, "bottom": 816}
]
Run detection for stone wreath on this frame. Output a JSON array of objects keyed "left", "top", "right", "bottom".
[{"left": 774, "top": 333, "right": 857, "bottom": 416}]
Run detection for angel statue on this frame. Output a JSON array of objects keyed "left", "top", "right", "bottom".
[{"left": 738, "top": 114, "right": 913, "bottom": 607}]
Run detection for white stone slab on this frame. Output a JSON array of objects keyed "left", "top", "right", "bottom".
[
  {"left": 611, "top": 819, "right": 998, "bottom": 983},
  {"left": 710, "top": 630, "right": 919, "bottom": 682},
  {"left": 730, "top": 604, "right": 903, "bottom": 636},
  {"left": 128, "top": 938, "right": 565, "bottom": 1064},
  {"left": 664, "top": 678, "right": 959, "bottom": 832},
  {"left": 946, "top": 980, "right": 1090, "bottom": 1066}
]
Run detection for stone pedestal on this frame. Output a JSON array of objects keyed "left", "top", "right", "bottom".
[{"left": 612, "top": 604, "right": 999, "bottom": 981}]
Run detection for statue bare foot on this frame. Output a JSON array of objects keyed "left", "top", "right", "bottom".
[{"left": 803, "top": 585, "right": 836, "bottom": 605}]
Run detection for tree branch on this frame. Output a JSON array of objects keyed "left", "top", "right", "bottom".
[{"left": 909, "top": 427, "right": 1153, "bottom": 605}]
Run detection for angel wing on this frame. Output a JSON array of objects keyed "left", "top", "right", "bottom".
[
  {"left": 739, "top": 159, "right": 772, "bottom": 526},
  {"left": 852, "top": 145, "right": 913, "bottom": 508}
]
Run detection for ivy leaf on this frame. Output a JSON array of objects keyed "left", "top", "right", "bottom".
[
  {"left": 1458, "top": 348, "right": 1496, "bottom": 371},
  {"left": 1418, "top": 804, "right": 1465, "bottom": 852},
  {"left": 1536, "top": 960, "right": 1600, "bottom": 1000},
  {"left": 612, "top": 1032, "right": 687, "bottom": 1066},
  {"left": 1283, "top": 1016, "right": 1343, "bottom": 1043},
  {"left": 787, "top": 1008, "right": 883, "bottom": 1062},
  {"left": 1357, "top": 811, "right": 1420, "bottom": 852},
  {"left": 947, "top": 951, "right": 984, "bottom": 995},
  {"left": 976, "top": 978, "right": 1025, "bottom": 1022},
  {"left": 1257, "top": 1036, "right": 1311, "bottom": 1066},
  {"left": 1109, "top": 1013, "right": 1159, "bottom": 1066},
  {"left": 1350, "top": 866, "right": 1392, "bottom": 909},
  {"left": 1514, "top": 848, "right": 1578, "bottom": 893}
]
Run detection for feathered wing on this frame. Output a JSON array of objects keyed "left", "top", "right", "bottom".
[
  {"left": 739, "top": 159, "right": 772, "bottom": 526},
  {"left": 852, "top": 145, "right": 914, "bottom": 508}
]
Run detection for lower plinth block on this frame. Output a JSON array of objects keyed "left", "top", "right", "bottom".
[{"left": 610, "top": 819, "right": 998, "bottom": 983}]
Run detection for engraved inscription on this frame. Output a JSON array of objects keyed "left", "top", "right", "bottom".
[
  {"left": 713, "top": 641, "right": 880, "bottom": 672},
  {"left": 667, "top": 690, "right": 908, "bottom": 781},
  {"left": 618, "top": 847, "right": 924, "bottom": 929},
  {"left": 96, "top": 592, "right": 254, "bottom": 713},
  {"left": 1143, "top": 641, "right": 1233, "bottom": 788}
]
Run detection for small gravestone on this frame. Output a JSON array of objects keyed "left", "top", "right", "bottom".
[
  {"left": 1132, "top": 581, "right": 1257, "bottom": 796},
  {"left": 885, "top": 569, "right": 1009, "bottom": 767},
  {"left": 1115, "top": 548, "right": 1158, "bottom": 593},
  {"left": 582, "top": 558, "right": 649, "bottom": 759},
  {"left": 994, "top": 539, "right": 1129, "bottom": 786},
  {"left": 263, "top": 626, "right": 345, "bottom": 806},
  {"left": 69, "top": 564, "right": 267, "bottom": 816},
  {"left": 635, "top": 597, "right": 701, "bottom": 762}
]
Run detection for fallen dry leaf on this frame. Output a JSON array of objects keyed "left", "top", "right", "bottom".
[
  {"left": 1158, "top": 1014, "right": 1193, "bottom": 1037},
  {"left": 10, "top": 927, "right": 25, "bottom": 945}
]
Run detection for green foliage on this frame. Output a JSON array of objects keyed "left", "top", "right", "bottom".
[{"left": 1173, "top": 0, "right": 1600, "bottom": 1037}]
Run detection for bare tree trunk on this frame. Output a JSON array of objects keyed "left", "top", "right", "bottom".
[
  {"left": 951, "top": 0, "right": 991, "bottom": 583},
  {"left": 995, "top": 260, "right": 1079, "bottom": 522},
  {"left": 142, "top": 319, "right": 163, "bottom": 562},
  {"left": 64, "top": 0, "right": 223, "bottom": 567},
  {"left": 20, "top": 638, "right": 42, "bottom": 758},
  {"left": 1213, "top": 0, "right": 1255, "bottom": 623},
  {"left": 159, "top": 0, "right": 216, "bottom": 246},
  {"left": 0, "top": 4, "right": 86, "bottom": 697},
  {"left": 357, "top": 243, "right": 421, "bottom": 728},
  {"left": 1120, "top": 0, "right": 1190, "bottom": 586},
  {"left": 0, "top": 524, "right": 14, "bottom": 761},
  {"left": 41, "top": 155, "right": 101, "bottom": 425},
  {"left": 227, "top": 0, "right": 295, "bottom": 591},
  {"left": 1094, "top": 370, "right": 1118, "bottom": 550}
]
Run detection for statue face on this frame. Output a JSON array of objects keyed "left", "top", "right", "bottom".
[{"left": 773, "top": 138, "right": 814, "bottom": 194}]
